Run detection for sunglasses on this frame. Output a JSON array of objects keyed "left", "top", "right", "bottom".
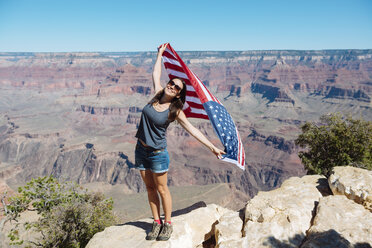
[{"left": 168, "top": 80, "right": 182, "bottom": 92}]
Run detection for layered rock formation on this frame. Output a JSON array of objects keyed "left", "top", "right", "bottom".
[
  {"left": 86, "top": 166, "right": 372, "bottom": 248},
  {"left": 0, "top": 49, "right": 371, "bottom": 225},
  {"left": 1, "top": 50, "right": 371, "bottom": 100}
]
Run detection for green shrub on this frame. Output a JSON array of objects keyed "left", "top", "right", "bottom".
[
  {"left": 295, "top": 113, "right": 372, "bottom": 177},
  {"left": 4, "top": 176, "right": 116, "bottom": 247}
]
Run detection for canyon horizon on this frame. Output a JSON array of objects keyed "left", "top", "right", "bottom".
[{"left": 0, "top": 48, "right": 371, "bottom": 222}]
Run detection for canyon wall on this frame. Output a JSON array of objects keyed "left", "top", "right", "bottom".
[{"left": 0, "top": 49, "right": 371, "bottom": 215}]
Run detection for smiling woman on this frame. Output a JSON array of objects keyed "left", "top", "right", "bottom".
[
  {"left": 148, "top": 78, "right": 187, "bottom": 123},
  {"left": 132, "top": 43, "right": 225, "bottom": 241}
]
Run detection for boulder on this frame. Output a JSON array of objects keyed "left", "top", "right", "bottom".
[
  {"left": 243, "top": 175, "right": 327, "bottom": 247},
  {"left": 302, "top": 195, "right": 372, "bottom": 247},
  {"left": 215, "top": 209, "right": 243, "bottom": 247},
  {"left": 86, "top": 204, "right": 229, "bottom": 248},
  {"left": 328, "top": 166, "right": 372, "bottom": 211}
]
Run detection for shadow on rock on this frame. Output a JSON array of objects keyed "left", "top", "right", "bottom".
[
  {"left": 172, "top": 201, "right": 207, "bottom": 217},
  {"left": 315, "top": 178, "right": 333, "bottom": 197},
  {"left": 116, "top": 201, "right": 207, "bottom": 231},
  {"left": 116, "top": 220, "right": 151, "bottom": 231},
  {"left": 263, "top": 233, "right": 305, "bottom": 248},
  {"left": 263, "top": 229, "right": 371, "bottom": 248}
]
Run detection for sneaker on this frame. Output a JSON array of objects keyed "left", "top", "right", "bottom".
[
  {"left": 156, "top": 222, "right": 173, "bottom": 241},
  {"left": 145, "top": 221, "right": 162, "bottom": 240}
]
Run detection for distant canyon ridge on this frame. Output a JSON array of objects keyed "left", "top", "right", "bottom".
[{"left": 0, "top": 49, "right": 371, "bottom": 211}]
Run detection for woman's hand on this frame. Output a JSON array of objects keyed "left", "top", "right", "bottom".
[
  {"left": 210, "top": 146, "right": 226, "bottom": 160},
  {"left": 157, "top": 43, "right": 168, "bottom": 56}
]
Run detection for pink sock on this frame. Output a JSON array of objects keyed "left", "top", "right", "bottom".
[
  {"left": 154, "top": 219, "right": 161, "bottom": 225},
  {"left": 166, "top": 221, "right": 171, "bottom": 225}
]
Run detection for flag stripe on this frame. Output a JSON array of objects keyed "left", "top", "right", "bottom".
[
  {"left": 186, "top": 85, "right": 196, "bottom": 92},
  {"left": 186, "top": 96, "right": 202, "bottom": 104},
  {"left": 236, "top": 125, "right": 245, "bottom": 168},
  {"left": 238, "top": 129, "right": 245, "bottom": 167},
  {"left": 186, "top": 100, "right": 204, "bottom": 109},
  {"left": 163, "top": 62, "right": 185, "bottom": 74},
  {"left": 163, "top": 50, "right": 177, "bottom": 59},
  {"left": 165, "top": 68, "right": 188, "bottom": 80},
  {"left": 189, "top": 107, "right": 207, "bottom": 115},
  {"left": 162, "top": 57, "right": 182, "bottom": 67},
  {"left": 237, "top": 127, "right": 242, "bottom": 165},
  {"left": 190, "top": 70, "right": 213, "bottom": 103},
  {"left": 185, "top": 111, "right": 209, "bottom": 119},
  {"left": 186, "top": 91, "right": 199, "bottom": 98}
]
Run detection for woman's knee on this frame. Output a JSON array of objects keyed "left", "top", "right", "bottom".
[{"left": 156, "top": 184, "right": 169, "bottom": 196}]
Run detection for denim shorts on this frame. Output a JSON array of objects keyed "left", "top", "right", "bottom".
[{"left": 134, "top": 141, "right": 170, "bottom": 173}]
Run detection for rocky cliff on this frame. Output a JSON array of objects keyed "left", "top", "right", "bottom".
[
  {"left": 0, "top": 49, "right": 371, "bottom": 224},
  {"left": 86, "top": 166, "right": 372, "bottom": 248}
]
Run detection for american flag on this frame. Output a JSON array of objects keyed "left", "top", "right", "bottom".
[{"left": 161, "top": 43, "right": 245, "bottom": 170}]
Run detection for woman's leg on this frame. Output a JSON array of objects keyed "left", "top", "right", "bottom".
[
  {"left": 140, "top": 170, "right": 161, "bottom": 221},
  {"left": 153, "top": 172, "right": 172, "bottom": 223}
]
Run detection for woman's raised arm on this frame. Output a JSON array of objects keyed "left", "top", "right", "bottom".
[
  {"left": 152, "top": 43, "right": 168, "bottom": 94},
  {"left": 176, "top": 110, "right": 226, "bottom": 159}
]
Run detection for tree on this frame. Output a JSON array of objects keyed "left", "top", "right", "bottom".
[
  {"left": 295, "top": 113, "right": 372, "bottom": 177},
  {"left": 2, "top": 176, "right": 116, "bottom": 247}
]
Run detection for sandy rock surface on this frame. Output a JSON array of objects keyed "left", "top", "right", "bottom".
[
  {"left": 214, "top": 209, "right": 243, "bottom": 246},
  {"left": 243, "top": 175, "right": 326, "bottom": 247},
  {"left": 328, "top": 166, "right": 372, "bottom": 211},
  {"left": 302, "top": 195, "right": 372, "bottom": 247}
]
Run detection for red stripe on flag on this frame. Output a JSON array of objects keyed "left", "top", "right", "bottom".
[
  {"left": 186, "top": 91, "right": 199, "bottom": 98},
  {"left": 185, "top": 111, "right": 209, "bottom": 120},
  {"left": 241, "top": 141, "right": 245, "bottom": 168},
  {"left": 186, "top": 101, "right": 204, "bottom": 109},
  {"left": 164, "top": 63, "right": 185, "bottom": 73},
  {"left": 238, "top": 136, "right": 241, "bottom": 165},
  {"left": 236, "top": 126, "right": 245, "bottom": 168},
  {"left": 163, "top": 51, "right": 177, "bottom": 60}
]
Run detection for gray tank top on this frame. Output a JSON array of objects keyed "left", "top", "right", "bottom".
[{"left": 135, "top": 103, "right": 170, "bottom": 149}]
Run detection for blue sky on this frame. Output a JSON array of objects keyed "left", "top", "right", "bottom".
[{"left": 0, "top": 0, "right": 371, "bottom": 52}]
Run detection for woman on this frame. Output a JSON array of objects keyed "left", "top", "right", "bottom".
[{"left": 134, "top": 43, "right": 225, "bottom": 241}]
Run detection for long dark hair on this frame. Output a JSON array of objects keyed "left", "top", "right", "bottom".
[{"left": 149, "top": 78, "right": 187, "bottom": 122}]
